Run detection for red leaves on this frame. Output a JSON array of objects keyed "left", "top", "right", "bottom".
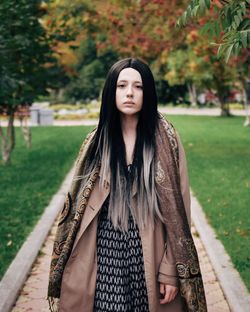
[{"left": 91, "top": 0, "right": 186, "bottom": 60}]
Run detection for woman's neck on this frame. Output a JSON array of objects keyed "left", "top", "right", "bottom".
[
  {"left": 120, "top": 114, "right": 138, "bottom": 136},
  {"left": 120, "top": 114, "right": 138, "bottom": 165}
]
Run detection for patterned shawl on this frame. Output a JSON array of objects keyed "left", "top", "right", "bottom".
[{"left": 47, "top": 115, "right": 207, "bottom": 312}]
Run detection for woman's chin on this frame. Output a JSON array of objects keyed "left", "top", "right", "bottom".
[{"left": 119, "top": 109, "right": 141, "bottom": 116}]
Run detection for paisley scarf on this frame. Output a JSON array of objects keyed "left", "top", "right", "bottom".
[{"left": 47, "top": 115, "right": 207, "bottom": 311}]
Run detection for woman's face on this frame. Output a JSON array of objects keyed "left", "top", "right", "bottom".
[{"left": 115, "top": 67, "right": 143, "bottom": 116}]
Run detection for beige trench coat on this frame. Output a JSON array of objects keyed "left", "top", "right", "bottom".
[{"left": 59, "top": 134, "right": 191, "bottom": 312}]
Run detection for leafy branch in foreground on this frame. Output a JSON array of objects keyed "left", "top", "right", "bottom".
[{"left": 176, "top": 0, "right": 250, "bottom": 62}]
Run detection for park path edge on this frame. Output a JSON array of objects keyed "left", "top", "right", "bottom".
[
  {"left": 0, "top": 168, "right": 74, "bottom": 312},
  {"left": 191, "top": 192, "right": 250, "bottom": 312}
]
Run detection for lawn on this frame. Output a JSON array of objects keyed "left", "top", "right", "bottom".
[
  {"left": 168, "top": 115, "right": 250, "bottom": 291},
  {"left": 0, "top": 126, "right": 93, "bottom": 279}
]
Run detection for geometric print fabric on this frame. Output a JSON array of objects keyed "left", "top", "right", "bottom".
[{"left": 94, "top": 196, "right": 149, "bottom": 312}]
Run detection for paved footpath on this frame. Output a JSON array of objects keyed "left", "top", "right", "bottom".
[
  {"left": 11, "top": 219, "right": 230, "bottom": 312},
  {"left": 0, "top": 106, "right": 247, "bottom": 128}
]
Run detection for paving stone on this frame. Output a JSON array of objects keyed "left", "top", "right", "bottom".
[
  {"left": 208, "top": 306, "right": 229, "bottom": 312},
  {"left": 13, "top": 295, "right": 29, "bottom": 305},
  {"left": 12, "top": 307, "right": 26, "bottom": 312}
]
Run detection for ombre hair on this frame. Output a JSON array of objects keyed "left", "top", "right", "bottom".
[{"left": 77, "top": 58, "right": 163, "bottom": 231}]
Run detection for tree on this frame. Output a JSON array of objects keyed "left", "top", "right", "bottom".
[
  {"left": 177, "top": 0, "right": 250, "bottom": 119},
  {"left": 0, "top": 0, "right": 55, "bottom": 164},
  {"left": 165, "top": 44, "right": 212, "bottom": 106},
  {"left": 177, "top": 0, "right": 250, "bottom": 62},
  {"left": 231, "top": 50, "right": 250, "bottom": 125},
  {"left": 165, "top": 29, "right": 239, "bottom": 114},
  {"left": 64, "top": 42, "right": 118, "bottom": 102},
  {"left": 44, "top": 0, "right": 247, "bottom": 112},
  {"left": 45, "top": 0, "right": 191, "bottom": 102},
  {"left": 93, "top": 0, "right": 189, "bottom": 61},
  {"left": 43, "top": 0, "right": 102, "bottom": 102}
]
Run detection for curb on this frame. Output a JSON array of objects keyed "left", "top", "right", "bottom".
[
  {"left": 0, "top": 168, "right": 74, "bottom": 312},
  {"left": 191, "top": 192, "right": 250, "bottom": 312}
]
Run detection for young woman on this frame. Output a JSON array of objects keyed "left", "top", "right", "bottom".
[{"left": 48, "top": 58, "right": 207, "bottom": 312}]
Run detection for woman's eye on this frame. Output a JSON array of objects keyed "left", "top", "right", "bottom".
[
  {"left": 117, "top": 84, "right": 125, "bottom": 88},
  {"left": 136, "top": 85, "right": 143, "bottom": 89}
]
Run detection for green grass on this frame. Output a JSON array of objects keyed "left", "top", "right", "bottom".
[
  {"left": 167, "top": 115, "right": 250, "bottom": 291},
  {"left": 0, "top": 126, "right": 93, "bottom": 279}
]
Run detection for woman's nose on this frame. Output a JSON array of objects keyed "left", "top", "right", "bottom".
[{"left": 126, "top": 84, "right": 133, "bottom": 97}]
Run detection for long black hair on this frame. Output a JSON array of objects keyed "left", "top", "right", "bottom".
[{"left": 81, "top": 58, "right": 162, "bottom": 230}]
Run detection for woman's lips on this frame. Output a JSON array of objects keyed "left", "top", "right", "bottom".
[{"left": 124, "top": 101, "right": 135, "bottom": 105}]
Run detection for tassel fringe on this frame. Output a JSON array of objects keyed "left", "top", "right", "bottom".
[{"left": 47, "top": 297, "right": 60, "bottom": 312}]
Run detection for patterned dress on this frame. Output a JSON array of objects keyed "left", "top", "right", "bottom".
[{"left": 94, "top": 168, "right": 149, "bottom": 312}]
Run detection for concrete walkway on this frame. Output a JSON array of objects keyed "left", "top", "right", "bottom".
[
  {"left": 159, "top": 106, "right": 246, "bottom": 116},
  {"left": 11, "top": 216, "right": 230, "bottom": 312},
  {"left": 0, "top": 107, "right": 247, "bottom": 128}
]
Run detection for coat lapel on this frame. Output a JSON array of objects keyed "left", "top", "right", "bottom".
[{"left": 72, "top": 177, "right": 110, "bottom": 252}]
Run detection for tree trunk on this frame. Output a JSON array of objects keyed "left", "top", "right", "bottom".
[
  {"left": 218, "top": 94, "right": 231, "bottom": 116},
  {"left": 213, "top": 76, "right": 231, "bottom": 116},
  {"left": 0, "top": 111, "right": 15, "bottom": 165},
  {"left": 187, "top": 83, "right": 197, "bottom": 107},
  {"left": 241, "top": 79, "right": 250, "bottom": 127},
  {"left": 19, "top": 115, "right": 32, "bottom": 147}
]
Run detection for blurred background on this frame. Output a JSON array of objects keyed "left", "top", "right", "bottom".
[
  {"left": 0, "top": 0, "right": 249, "bottom": 308},
  {"left": 1, "top": 0, "right": 249, "bottom": 133}
]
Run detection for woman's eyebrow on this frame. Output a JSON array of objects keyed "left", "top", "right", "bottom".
[{"left": 117, "top": 79, "right": 142, "bottom": 83}]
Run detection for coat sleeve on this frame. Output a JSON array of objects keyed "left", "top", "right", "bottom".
[{"left": 157, "top": 131, "right": 191, "bottom": 287}]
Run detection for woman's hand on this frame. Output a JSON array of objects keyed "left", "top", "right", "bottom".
[{"left": 159, "top": 283, "right": 178, "bottom": 304}]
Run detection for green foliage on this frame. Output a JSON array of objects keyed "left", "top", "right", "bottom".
[
  {"left": 165, "top": 48, "right": 212, "bottom": 86},
  {"left": 169, "top": 115, "right": 250, "bottom": 291},
  {"left": 47, "top": 0, "right": 97, "bottom": 40},
  {"left": 176, "top": 0, "right": 250, "bottom": 62},
  {"left": 0, "top": 125, "right": 93, "bottom": 278},
  {"left": 64, "top": 37, "right": 118, "bottom": 102},
  {"left": 65, "top": 59, "right": 105, "bottom": 102},
  {"left": 0, "top": 0, "right": 56, "bottom": 112},
  {"left": 44, "top": 0, "right": 103, "bottom": 97}
]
